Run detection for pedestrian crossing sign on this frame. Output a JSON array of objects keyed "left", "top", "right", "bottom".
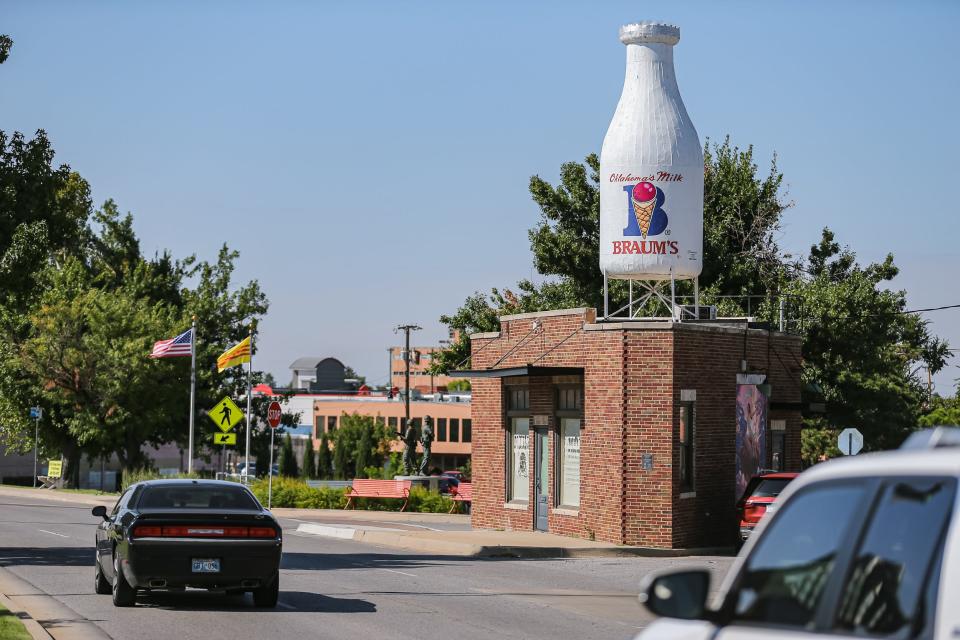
[
  {"left": 207, "top": 396, "right": 243, "bottom": 433},
  {"left": 213, "top": 432, "right": 237, "bottom": 445}
]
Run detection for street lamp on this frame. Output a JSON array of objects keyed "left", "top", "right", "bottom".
[{"left": 393, "top": 324, "right": 422, "bottom": 434}]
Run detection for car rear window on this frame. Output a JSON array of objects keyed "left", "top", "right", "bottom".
[
  {"left": 752, "top": 478, "right": 791, "bottom": 498},
  {"left": 137, "top": 485, "right": 260, "bottom": 510}
]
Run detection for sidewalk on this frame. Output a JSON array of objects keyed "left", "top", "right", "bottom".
[{"left": 0, "top": 485, "right": 732, "bottom": 558}]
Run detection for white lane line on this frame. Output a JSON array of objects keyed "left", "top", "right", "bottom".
[
  {"left": 380, "top": 568, "right": 417, "bottom": 578},
  {"left": 276, "top": 602, "right": 296, "bottom": 610},
  {"left": 37, "top": 529, "right": 68, "bottom": 538}
]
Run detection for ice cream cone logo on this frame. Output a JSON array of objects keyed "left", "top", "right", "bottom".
[{"left": 631, "top": 182, "right": 657, "bottom": 238}]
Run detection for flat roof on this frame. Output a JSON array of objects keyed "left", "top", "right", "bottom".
[{"left": 449, "top": 365, "right": 584, "bottom": 379}]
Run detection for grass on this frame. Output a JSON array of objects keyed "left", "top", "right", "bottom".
[{"left": 0, "top": 603, "right": 33, "bottom": 640}]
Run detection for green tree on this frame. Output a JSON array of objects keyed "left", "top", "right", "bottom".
[
  {"left": 446, "top": 379, "right": 471, "bottom": 392},
  {"left": 0, "top": 132, "right": 91, "bottom": 309},
  {"left": 791, "top": 229, "right": 950, "bottom": 453},
  {"left": 332, "top": 413, "right": 393, "bottom": 479},
  {"left": 0, "top": 34, "right": 11, "bottom": 64},
  {"left": 278, "top": 433, "right": 298, "bottom": 478},
  {"left": 920, "top": 387, "right": 960, "bottom": 427},
  {"left": 301, "top": 435, "right": 317, "bottom": 479},
  {"left": 316, "top": 432, "right": 333, "bottom": 480},
  {"left": 343, "top": 365, "right": 366, "bottom": 385},
  {"left": 17, "top": 256, "right": 184, "bottom": 480},
  {"left": 354, "top": 426, "right": 373, "bottom": 477}
]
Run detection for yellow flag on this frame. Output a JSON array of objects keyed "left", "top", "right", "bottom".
[{"left": 217, "top": 337, "right": 251, "bottom": 372}]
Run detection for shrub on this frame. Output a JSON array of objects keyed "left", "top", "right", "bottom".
[
  {"left": 407, "top": 486, "right": 454, "bottom": 513},
  {"left": 121, "top": 468, "right": 199, "bottom": 490},
  {"left": 245, "top": 478, "right": 452, "bottom": 512},
  {"left": 247, "top": 477, "right": 347, "bottom": 509}
]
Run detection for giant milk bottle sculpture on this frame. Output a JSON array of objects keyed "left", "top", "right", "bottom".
[{"left": 599, "top": 22, "right": 703, "bottom": 317}]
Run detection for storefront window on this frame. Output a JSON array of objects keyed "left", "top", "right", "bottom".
[
  {"left": 509, "top": 417, "right": 530, "bottom": 502},
  {"left": 558, "top": 418, "right": 580, "bottom": 507},
  {"left": 327, "top": 416, "right": 337, "bottom": 433}
]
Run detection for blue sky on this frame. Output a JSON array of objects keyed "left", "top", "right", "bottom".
[{"left": 3, "top": 1, "right": 959, "bottom": 393}]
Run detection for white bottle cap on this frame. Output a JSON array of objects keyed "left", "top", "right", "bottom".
[{"left": 618, "top": 22, "right": 680, "bottom": 46}]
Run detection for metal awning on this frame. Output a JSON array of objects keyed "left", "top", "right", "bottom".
[{"left": 449, "top": 365, "right": 584, "bottom": 379}]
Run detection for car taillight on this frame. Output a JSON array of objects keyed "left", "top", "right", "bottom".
[
  {"left": 162, "top": 526, "right": 249, "bottom": 537},
  {"left": 132, "top": 525, "right": 277, "bottom": 538}
]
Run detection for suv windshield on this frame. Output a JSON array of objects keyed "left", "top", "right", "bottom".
[
  {"left": 751, "top": 478, "right": 791, "bottom": 498},
  {"left": 137, "top": 484, "right": 260, "bottom": 510}
]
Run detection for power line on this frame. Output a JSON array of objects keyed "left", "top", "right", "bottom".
[{"left": 904, "top": 303, "right": 960, "bottom": 314}]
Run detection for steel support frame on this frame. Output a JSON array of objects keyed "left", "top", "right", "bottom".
[{"left": 602, "top": 271, "right": 699, "bottom": 321}]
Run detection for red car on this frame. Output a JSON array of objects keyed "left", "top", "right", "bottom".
[{"left": 736, "top": 472, "right": 797, "bottom": 545}]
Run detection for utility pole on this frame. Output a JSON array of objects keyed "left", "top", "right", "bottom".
[
  {"left": 30, "top": 407, "right": 42, "bottom": 488},
  {"left": 394, "top": 324, "right": 422, "bottom": 433}
]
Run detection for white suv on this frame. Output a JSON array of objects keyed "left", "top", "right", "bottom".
[{"left": 635, "top": 427, "right": 960, "bottom": 640}]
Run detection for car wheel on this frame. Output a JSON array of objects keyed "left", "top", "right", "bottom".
[
  {"left": 112, "top": 555, "right": 136, "bottom": 607},
  {"left": 94, "top": 554, "right": 111, "bottom": 595},
  {"left": 252, "top": 571, "right": 279, "bottom": 608}
]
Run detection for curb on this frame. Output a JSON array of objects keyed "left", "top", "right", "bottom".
[
  {"left": 0, "top": 567, "right": 110, "bottom": 640},
  {"left": 0, "top": 486, "right": 115, "bottom": 508},
  {"left": 294, "top": 524, "right": 733, "bottom": 558},
  {"left": 0, "top": 592, "right": 52, "bottom": 640}
]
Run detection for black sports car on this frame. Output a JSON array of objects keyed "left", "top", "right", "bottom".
[{"left": 92, "top": 479, "right": 282, "bottom": 607}]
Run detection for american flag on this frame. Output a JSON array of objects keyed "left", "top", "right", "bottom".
[{"left": 150, "top": 328, "right": 194, "bottom": 358}]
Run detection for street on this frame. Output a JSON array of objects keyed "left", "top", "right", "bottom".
[{"left": 0, "top": 492, "right": 732, "bottom": 640}]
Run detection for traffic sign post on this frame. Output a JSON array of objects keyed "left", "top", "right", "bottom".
[
  {"left": 30, "top": 407, "right": 42, "bottom": 488},
  {"left": 838, "top": 428, "right": 864, "bottom": 456},
  {"left": 267, "top": 401, "right": 281, "bottom": 509},
  {"left": 213, "top": 432, "right": 237, "bottom": 445},
  {"left": 207, "top": 396, "right": 244, "bottom": 433}
]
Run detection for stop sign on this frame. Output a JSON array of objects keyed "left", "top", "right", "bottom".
[{"left": 267, "top": 401, "right": 282, "bottom": 429}]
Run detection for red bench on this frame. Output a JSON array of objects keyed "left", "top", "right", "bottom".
[
  {"left": 449, "top": 482, "right": 472, "bottom": 513},
  {"left": 345, "top": 479, "right": 412, "bottom": 511}
]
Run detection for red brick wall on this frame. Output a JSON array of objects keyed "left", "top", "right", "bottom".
[
  {"left": 468, "top": 308, "right": 802, "bottom": 549},
  {"left": 670, "top": 326, "right": 802, "bottom": 548},
  {"left": 621, "top": 331, "right": 675, "bottom": 547}
]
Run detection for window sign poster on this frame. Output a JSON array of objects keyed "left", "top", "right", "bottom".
[
  {"left": 735, "top": 384, "right": 768, "bottom": 499},
  {"left": 561, "top": 418, "right": 581, "bottom": 507},
  {"left": 512, "top": 418, "right": 529, "bottom": 501}
]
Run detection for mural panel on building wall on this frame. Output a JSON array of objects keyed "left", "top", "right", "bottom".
[{"left": 735, "top": 383, "right": 769, "bottom": 498}]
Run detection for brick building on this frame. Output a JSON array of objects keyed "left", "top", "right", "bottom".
[
  {"left": 456, "top": 307, "right": 802, "bottom": 549},
  {"left": 388, "top": 346, "right": 459, "bottom": 394},
  {"left": 312, "top": 396, "right": 472, "bottom": 471}
]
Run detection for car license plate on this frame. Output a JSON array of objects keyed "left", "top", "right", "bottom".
[{"left": 191, "top": 558, "right": 220, "bottom": 573}]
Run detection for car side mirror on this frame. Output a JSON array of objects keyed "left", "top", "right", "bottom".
[
  {"left": 91, "top": 505, "right": 108, "bottom": 520},
  {"left": 638, "top": 569, "right": 711, "bottom": 620}
]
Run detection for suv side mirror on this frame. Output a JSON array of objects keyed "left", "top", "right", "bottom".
[
  {"left": 638, "top": 569, "right": 711, "bottom": 620},
  {"left": 91, "top": 505, "right": 108, "bottom": 520}
]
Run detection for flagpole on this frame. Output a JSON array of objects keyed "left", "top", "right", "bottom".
[
  {"left": 244, "top": 323, "right": 253, "bottom": 483},
  {"left": 188, "top": 316, "right": 196, "bottom": 474}
]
